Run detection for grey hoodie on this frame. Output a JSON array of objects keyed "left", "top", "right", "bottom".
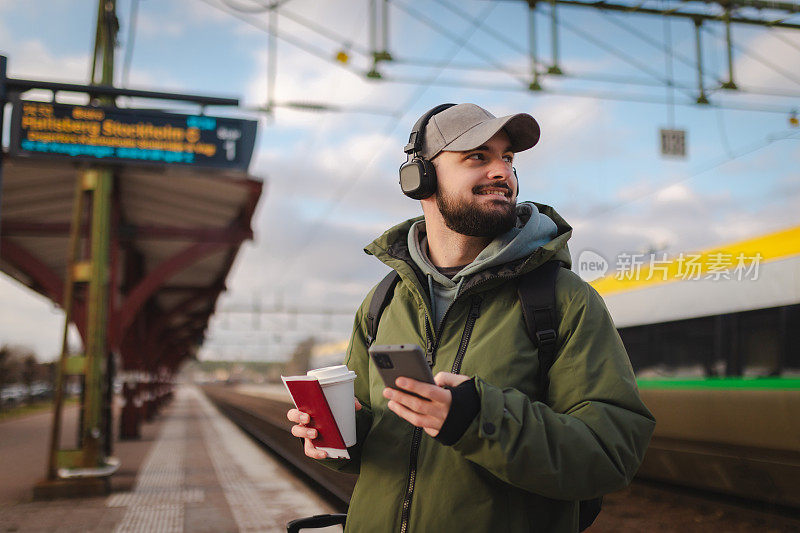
[{"left": 408, "top": 201, "right": 559, "bottom": 330}]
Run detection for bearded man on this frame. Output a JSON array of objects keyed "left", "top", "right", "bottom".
[{"left": 288, "top": 103, "right": 655, "bottom": 532}]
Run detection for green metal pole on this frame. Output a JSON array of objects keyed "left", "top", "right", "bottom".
[
  {"left": 83, "top": 168, "right": 111, "bottom": 465},
  {"left": 82, "top": 0, "right": 116, "bottom": 467},
  {"left": 528, "top": 1, "right": 542, "bottom": 91},
  {"left": 721, "top": 9, "right": 737, "bottom": 90},
  {"left": 548, "top": 0, "right": 562, "bottom": 75},
  {"left": 367, "top": 0, "right": 382, "bottom": 78},
  {"left": 693, "top": 18, "right": 709, "bottom": 105}
]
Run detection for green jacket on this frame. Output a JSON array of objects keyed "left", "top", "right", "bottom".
[{"left": 323, "top": 204, "right": 655, "bottom": 532}]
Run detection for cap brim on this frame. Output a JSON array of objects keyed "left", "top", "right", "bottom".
[{"left": 441, "top": 113, "right": 540, "bottom": 154}]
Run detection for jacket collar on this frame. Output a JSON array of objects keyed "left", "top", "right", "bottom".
[{"left": 364, "top": 203, "right": 573, "bottom": 298}]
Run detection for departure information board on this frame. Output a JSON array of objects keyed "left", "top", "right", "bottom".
[{"left": 9, "top": 100, "right": 257, "bottom": 171}]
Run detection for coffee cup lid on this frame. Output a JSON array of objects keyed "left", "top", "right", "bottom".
[{"left": 307, "top": 365, "right": 356, "bottom": 385}]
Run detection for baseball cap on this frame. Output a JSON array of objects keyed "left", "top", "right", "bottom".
[{"left": 419, "top": 103, "right": 540, "bottom": 160}]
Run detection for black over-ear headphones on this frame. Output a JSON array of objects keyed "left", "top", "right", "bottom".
[
  {"left": 399, "top": 103, "right": 456, "bottom": 200},
  {"left": 398, "top": 103, "right": 521, "bottom": 200}
]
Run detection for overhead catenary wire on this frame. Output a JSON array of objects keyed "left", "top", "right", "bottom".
[
  {"left": 271, "top": 1, "right": 501, "bottom": 290},
  {"left": 389, "top": 0, "right": 534, "bottom": 86},
  {"left": 600, "top": 8, "right": 709, "bottom": 81},
  {"left": 580, "top": 129, "right": 800, "bottom": 222},
  {"left": 701, "top": 23, "right": 800, "bottom": 88},
  {"left": 375, "top": 72, "right": 797, "bottom": 114},
  {"left": 431, "top": 0, "right": 533, "bottom": 58},
  {"left": 222, "top": 0, "right": 372, "bottom": 58},
  {"left": 198, "top": 0, "right": 366, "bottom": 79},
  {"left": 200, "top": 0, "right": 799, "bottom": 116},
  {"left": 555, "top": 10, "right": 700, "bottom": 102},
  {"left": 769, "top": 26, "right": 800, "bottom": 53}
]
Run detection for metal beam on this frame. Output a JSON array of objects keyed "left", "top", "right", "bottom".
[
  {"left": 694, "top": 0, "right": 800, "bottom": 12},
  {"left": 2, "top": 221, "right": 251, "bottom": 242},
  {"left": 4, "top": 78, "right": 240, "bottom": 106},
  {"left": 112, "top": 241, "right": 227, "bottom": 348},
  {"left": 0, "top": 236, "right": 64, "bottom": 303},
  {"left": 546, "top": 0, "right": 800, "bottom": 30}
]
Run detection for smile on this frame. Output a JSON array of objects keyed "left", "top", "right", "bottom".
[{"left": 476, "top": 188, "right": 510, "bottom": 198}]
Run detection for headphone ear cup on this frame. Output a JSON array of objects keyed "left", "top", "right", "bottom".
[{"left": 399, "top": 158, "right": 437, "bottom": 200}]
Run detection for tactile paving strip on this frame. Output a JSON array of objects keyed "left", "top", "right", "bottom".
[{"left": 107, "top": 388, "right": 201, "bottom": 532}]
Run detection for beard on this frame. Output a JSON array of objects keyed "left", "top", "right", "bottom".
[{"left": 436, "top": 185, "right": 517, "bottom": 237}]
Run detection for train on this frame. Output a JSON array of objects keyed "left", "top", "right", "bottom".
[{"left": 591, "top": 224, "right": 800, "bottom": 509}]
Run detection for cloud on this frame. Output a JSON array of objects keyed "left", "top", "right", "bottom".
[
  {"left": 0, "top": 275, "right": 64, "bottom": 361},
  {"left": 568, "top": 173, "right": 797, "bottom": 272},
  {"left": 2, "top": 38, "right": 88, "bottom": 82},
  {"left": 136, "top": 10, "right": 186, "bottom": 39}
]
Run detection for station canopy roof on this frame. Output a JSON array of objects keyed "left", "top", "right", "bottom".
[{"left": 0, "top": 153, "right": 263, "bottom": 366}]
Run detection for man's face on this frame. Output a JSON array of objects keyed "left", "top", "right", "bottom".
[{"left": 432, "top": 130, "right": 517, "bottom": 237}]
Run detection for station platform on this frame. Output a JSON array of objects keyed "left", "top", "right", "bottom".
[{"left": 0, "top": 385, "right": 336, "bottom": 532}]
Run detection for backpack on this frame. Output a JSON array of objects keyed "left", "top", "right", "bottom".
[{"left": 366, "top": 261, "right": 602, "bottom": 531}]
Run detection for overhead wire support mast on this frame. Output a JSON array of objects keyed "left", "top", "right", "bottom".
[
  {"left": 528, "top": 1, "right": 543, "bottom": 90},
  {"left": 367, "top": 0, "right": 393, "bottom": 78},
  {"left": 693, "top": 17, "right": 710, "bottom": 104},
  {"left": 549, "top": 0, "right": 563, "bottom": 74},
  {"left": 721, "top": 6, "right": 737, "bottom": 89}
]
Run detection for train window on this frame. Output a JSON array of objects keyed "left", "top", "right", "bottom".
[{"left": 619, "top": 305, "right": 800, "bottom": 378}]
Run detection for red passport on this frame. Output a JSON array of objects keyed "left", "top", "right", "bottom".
[{"left": 282, "top": 376, "right": 349, "bottom": 459}]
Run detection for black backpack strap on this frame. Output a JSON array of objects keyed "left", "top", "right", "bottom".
[
  {"left": 518, "top": 260, "right": 604, "bottom": 530},
  {"left": 517, "top": 260, "right": 562, "bottom": 399},
  {"left": 366, "top": 270, "right": 400, "bottom": 346}
]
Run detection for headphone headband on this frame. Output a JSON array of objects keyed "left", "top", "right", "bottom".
[{"left": 403, "top": 103, "right": 457, "bottom": 156}]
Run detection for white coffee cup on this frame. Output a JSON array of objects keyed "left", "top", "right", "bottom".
[{"left": 306, "top": 365, "right": 357, "bottom": 447}]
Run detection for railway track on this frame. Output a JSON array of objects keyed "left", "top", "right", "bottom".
[
  {"left": 201, "top": 384, "right": 355, "bottom": 510},
  {"left": 202, "top": 384, "right": 800, "bottom": 532}
]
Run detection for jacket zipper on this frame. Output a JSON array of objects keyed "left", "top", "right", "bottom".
[
  {"left": 451, "top": 297, "right": 482, "bottom": 374},
  {"left": 399, "top": 296, "right": 482, "bottom": 533}
]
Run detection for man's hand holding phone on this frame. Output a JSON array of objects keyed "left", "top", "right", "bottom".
[
  {"left": 384, "top": 372, "right": 470, "bottom": 437},
  {"left": 286, "top": 398, "right": 362, "bottom": 459}
]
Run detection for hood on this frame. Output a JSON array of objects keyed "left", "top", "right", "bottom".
[
  {"left": 407, "top": 202, "right": 562, "bottom": 289},
  {"left": 365, "top": 202, "right": 574, "bottom": 308}
]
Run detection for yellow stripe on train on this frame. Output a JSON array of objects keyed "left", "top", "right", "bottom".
[{"left": 590, "top": 225, "right": 800, "bottom": 296}]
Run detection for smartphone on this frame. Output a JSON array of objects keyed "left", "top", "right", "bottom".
[{"left": 368, "top": 344, "right": 435, "bottom": 396}]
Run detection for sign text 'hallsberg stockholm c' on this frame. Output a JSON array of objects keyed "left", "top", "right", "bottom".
[{"left": 10, "top": 100, "right": 257, "bottom": 171}]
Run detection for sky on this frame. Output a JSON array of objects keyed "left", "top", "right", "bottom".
[{"left": 0, "top": 0, "right": 798, "bottom": 362}]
